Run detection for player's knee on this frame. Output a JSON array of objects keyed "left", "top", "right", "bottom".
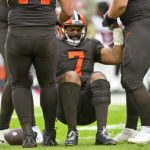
[
  {"left": 61, "top": 71, "right": 81, "bottom": 86},
  {"left": 121, "top": 77, "right": 143, "bottom": 91},
  {"left": 90, "top": 72, "right": 107, "bottom": 82},
  {"left": 11, "top": 77, "right": 33, "bottom": 89},
  {"left": 90, "top": 79, "right": 111, "bottom": 105}
]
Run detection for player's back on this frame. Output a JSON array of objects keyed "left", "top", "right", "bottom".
[{"left": 8, "top": 0, "right": 57, "bottom": 27}]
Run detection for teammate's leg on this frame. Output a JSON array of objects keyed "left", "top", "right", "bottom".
[
  {"left": 32, "top": 28, "right": 58, "bottom": 146},
  {"left": 114, "top": 90, "right": 138, "bottom": 142},
  {"left": 5, "top": 30, "right": 37, "bottom": 147},
  {"left": 121, "top": 20, "right": 150, "bottom": 144}
]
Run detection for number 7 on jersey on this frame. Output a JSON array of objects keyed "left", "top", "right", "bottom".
[{"left": 68, "top": 51, "right": 84, "bottom": 76}]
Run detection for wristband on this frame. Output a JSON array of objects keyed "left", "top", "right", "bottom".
[
  {"left": 102, "top": 13, "right": 117, "bottom": 29},
  {"left": 113, "top": 28, "right": 124, "bottom": 45}
]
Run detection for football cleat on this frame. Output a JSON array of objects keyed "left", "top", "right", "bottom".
[
  {"left": 0, "top": 129, "right": 10, "bottom": 144},
  {"left": 42, "top": 130, "right": 58, "bottom": 146},
  {"left": 64, "top": 129, "right": 78, "bottom": 146},
  {"left": 22, "top": 132, "right": 37, "bottom": 148},
  {"left": 32, "top": 126, "right": 43, "bottom": 144},
  {"left": 128, "top": 126, "right": 150, "bottom": 144},
  {"left": 113, "top": 128, "right": 137, "bottom": 142},
  {"left": 95, "top": 128, "right": 117, "bottom": 145}
]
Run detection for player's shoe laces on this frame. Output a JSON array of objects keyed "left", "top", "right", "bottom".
[
  {"left": 32, "top": 126, "right": 43, "bottom": 144},
  {"left": 95, "top": 128, "right": 117, "bottom": 145},
  {"left": 113, "top": 128, "right": 137, "bottom": 142},
  {"left": 22, "top": 132, "right": 37, "bottom": 148},
  {"left": 64, "top": 129, "right": 78, "bottom": 146},
  {"left": 42, "top": 130, "right": 58, "bottom": 146},
  {"left": 0, "top": 129, "right": 10, "bottom": 144},
  {"left": 128, "top": 126, "right": 150, "bottom": 144}
]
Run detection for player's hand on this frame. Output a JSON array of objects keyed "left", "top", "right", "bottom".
[{"left": 102, "top": 13, "right": 117, "bottom": 30}]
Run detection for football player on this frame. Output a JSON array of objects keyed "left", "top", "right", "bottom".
[
  {"left": 102, "top": 0, "right": 150, "bottom": 144},
  {"left": 0, "top": 0, "right": 43, "bottom": 145},
  {"left": 5, "top": 0, "right": 73, "bottom": 148},
  {"left": 56, "top": 10, "right": 123, "bottom": 146}
]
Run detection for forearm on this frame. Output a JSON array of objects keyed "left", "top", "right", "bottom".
[
  {"left": 111, "top": 27, "right": 124, "bottom": 64},
  {"left": 101, "top": 27, "right": 124, "bottom": 65},
  {"left": 57, "top": 0, "right": 74, "bottom": 24},
  {"left": 111, "top": 45, "right": 123, "bottom": 64},
  {"left": 57, "top": 10, "right": 72, "bottom": 24},
  {"left": 108, "top": 0, "right": 128, "bottom": 19}
]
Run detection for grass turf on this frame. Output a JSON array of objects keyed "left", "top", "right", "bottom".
[{"left": 1, "top": 105, "right": 150, "bottom": 150}]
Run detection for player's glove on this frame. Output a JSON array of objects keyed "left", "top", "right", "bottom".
[{"left": 102, "top": 13, "right": 117, "bottom": 30}]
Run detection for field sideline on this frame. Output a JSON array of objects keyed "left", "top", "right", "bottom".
[{"left": 0, "top": 104, "right": 150, "bottom": 150}]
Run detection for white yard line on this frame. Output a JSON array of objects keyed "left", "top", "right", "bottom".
[{"left": 77, "top": 124, "right": 125, "bottom": 131}]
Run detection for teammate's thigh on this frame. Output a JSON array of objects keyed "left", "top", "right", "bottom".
[
  {"left": 5, "top": 32, "right": 32, "bottom": 87},
  {"left": 6, "top": 51, "right": 32, "bottom": 87},
  {"left": 0, "top": 28, "right": 7, "bottom": 57},
  {"left": 32, "top": 29, "right": 58, "bottom": 87},
  {"left": 122, "top": 19, "right": 150, "bottom": 89}
]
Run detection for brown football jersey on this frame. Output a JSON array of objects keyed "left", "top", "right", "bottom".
[
  {"left": 8, "top": 0, "right": 57, "bottom": 27},
  {"left": 56, "top": 37, "right": 104, "bottom": 83}
]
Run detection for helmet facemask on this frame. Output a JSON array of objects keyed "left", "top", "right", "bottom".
[
  {"left": 57, "top": 10, "right": 87, "bottom": 46},
  {"left": 63, "top": 23, "right": 87, "bottom": 46}
]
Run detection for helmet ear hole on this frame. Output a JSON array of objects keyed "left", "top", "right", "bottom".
[{"left": 57, "top": 10, "right": 87, "bottom": 46}]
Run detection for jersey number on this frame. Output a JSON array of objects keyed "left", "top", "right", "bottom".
[
  {"left": 68, "top": 51, "right": 84, "bottom": 76},
  {"left": 18, "top": 0, "right": 50, "bottom": 5}
]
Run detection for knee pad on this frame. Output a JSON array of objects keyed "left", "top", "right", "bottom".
[{"left": 90, "top": 79, "right": 111, "bottom": 105}]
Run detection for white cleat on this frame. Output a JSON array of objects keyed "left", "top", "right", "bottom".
[
  {"left": 32, "top": 126, "right": 43, "bottom": 144},
  {"left": 128, "top": 126, "right": 150, "bottom": 144},
  {"left": 0, "top": 129, "right": 10, "bottom": 144},
  {"left": 113, "top": 128, "right": 137, "bottom": 142}
]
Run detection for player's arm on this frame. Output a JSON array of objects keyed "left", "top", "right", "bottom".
[
  {"left": 100, "top": 26, "right": 124, "bottom": 65},
  {"left": 57, "top": 0, "right": 74, "bottom": 24},
  {"left": 108, "top": 0, "right": 128, "bottom": 19},
  {"left": 102, "top": 0, "right": 128, "bottom": 28}
]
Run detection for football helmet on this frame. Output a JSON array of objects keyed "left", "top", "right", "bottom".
[{"left": 57, "top": 10, "right": 87, "bottom": 46}]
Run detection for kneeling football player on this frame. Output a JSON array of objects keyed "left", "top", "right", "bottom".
[{"left": 56, "top": 10, "right": 124, "bottom": 146}]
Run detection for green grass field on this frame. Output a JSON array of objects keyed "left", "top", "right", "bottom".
[{"left": 1, "top": 105, "right": 150, "bottom": 150}]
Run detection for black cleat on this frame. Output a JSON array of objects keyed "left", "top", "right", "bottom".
[
  {"left": 64, "top": 129, "right": 78, "bottom": 146},
  {"left": 22, "top": 132, "right": 37, "bottom": 148},
  {"left": 95, "top": 128, "right": 117, "bottom": 145},
  {"left": 42, "top": 130, "right": 58, "bottom": 146}
]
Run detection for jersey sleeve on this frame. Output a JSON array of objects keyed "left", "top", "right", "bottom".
[{"left": 94, "top": 39, "right": 104, "bottom": 63}]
